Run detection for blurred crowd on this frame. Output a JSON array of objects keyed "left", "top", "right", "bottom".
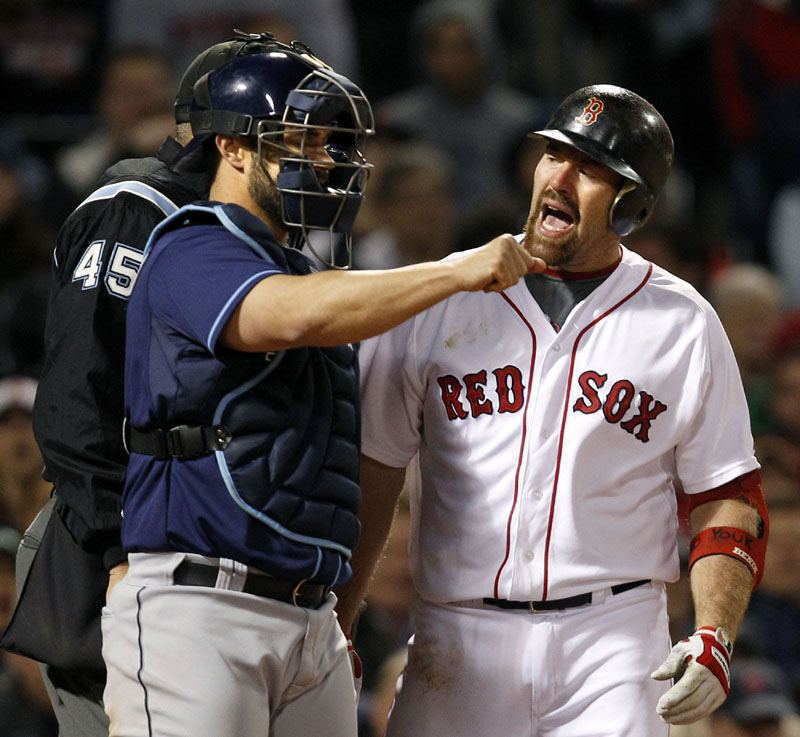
[{"left": 2, "top": 1, "right": 800, "bottom": 735}]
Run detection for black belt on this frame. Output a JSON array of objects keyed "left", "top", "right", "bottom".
[
  {"left": 483, "top": 579, "right": 650, "bottom": 613},
  {"left": 172, "top": 561, "right": 329, "bottom": 609},
  {"left": 126, "top": 423, "right": 231, "bottom": 460}
]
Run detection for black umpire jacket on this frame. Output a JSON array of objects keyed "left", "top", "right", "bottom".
[
  {"left": 33, "top": 138, "right": 207, "bottom": 570},
  {"left": 0, "top": 139, "right": 207, "bottom": 673}
]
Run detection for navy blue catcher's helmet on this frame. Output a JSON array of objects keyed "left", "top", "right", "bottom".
[
  {"left": 173, "top": 31, "right": 374, "bottom": 268},
  {"left": 173, "top": 32, "right": 279, "bottom": 124},
  {"left": 531, "top": 84, "right": 674, "bottom": 236}
]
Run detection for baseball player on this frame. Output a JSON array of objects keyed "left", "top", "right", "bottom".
[
  {"left": 0, "top": 32, "right": 291, "bottom": 737},
  {"left": 341, "top": 85, "right": 769, "bottom": 736},
  {"left": 102, "top": 36, "right": 542, "bottom": 737}
]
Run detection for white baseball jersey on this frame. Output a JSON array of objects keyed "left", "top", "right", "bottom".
[{"left": 359, "top": 245, "right": 759, "bottom": 604}]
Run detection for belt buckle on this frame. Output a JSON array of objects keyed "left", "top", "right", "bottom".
[
  {"left": 292, "top": 578, "right": 309, "bottom": 607},
  {"left": 528, "top": 601, "right": 540, "bottom": 613}
]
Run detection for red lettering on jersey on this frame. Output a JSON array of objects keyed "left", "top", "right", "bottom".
[
  {"left": 576, "top": 97, "right": 604, "bottom": 126},
  {"left": 464, "top": 370, "right": 494, "bottom": 418},
  {"left": 573, "top": 370, "right": 667, "bottom": 443},
  {"left": 603, "top": 380, "right": 634, "bottom": 422},
  {"left": 620, "top": 391, "right": 668, "bottom": 442},
  {"left": 438, "top": 375, "right": 469, "bottom": 420},
  {"left": 573, "top": 370, "right": 608, "bottom": 413},
  {"left": 493, "top": 365, "right": 525, "bottom": 413}
]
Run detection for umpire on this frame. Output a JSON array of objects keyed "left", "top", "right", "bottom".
[{"left": 0, "top": 32, "right": 278, "bottom": 737}]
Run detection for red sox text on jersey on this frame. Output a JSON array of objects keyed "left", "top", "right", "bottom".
[{"left": 437, "top": 367, "right": 668, "bottom": 442}]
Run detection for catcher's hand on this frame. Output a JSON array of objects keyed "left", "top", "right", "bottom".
[{"left": 651, "top": 626, "right": 732, "bottom": 724}]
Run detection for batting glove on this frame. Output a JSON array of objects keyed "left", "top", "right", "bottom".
[
  {"left": 345, "top": 634, "right": 363, "bottom": 701},
  {"left": 651, "top": 626, "right": 732, "bottom": 725}
]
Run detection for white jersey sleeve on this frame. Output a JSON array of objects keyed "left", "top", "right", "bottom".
[
  {"left": 359, "top": 317, "right": 423, "bottom": 469},
  {"left": 675, "top": 299, "right": 759, "bottom": 494}
]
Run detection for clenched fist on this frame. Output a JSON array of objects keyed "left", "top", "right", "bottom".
[{"left": 454, "top": 234, "right": 547, "bottom": 293}]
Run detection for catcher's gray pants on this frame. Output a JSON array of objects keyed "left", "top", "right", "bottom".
[
  {"left": 102, "top": 551, "right": 358, "bottom": 737},
  {"left": 16, "top": 502, "right": 355, "bottom": 737}
]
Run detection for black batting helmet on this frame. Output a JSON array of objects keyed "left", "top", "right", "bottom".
[{"left": 530, "top": 84, "right": 674, "bottom": 236}]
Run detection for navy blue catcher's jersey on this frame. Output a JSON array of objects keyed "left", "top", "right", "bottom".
[{"left": 122, "top": 202, "right": 361, "bottom": 587}]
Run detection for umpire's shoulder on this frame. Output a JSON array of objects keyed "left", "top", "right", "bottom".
[{"left": 94, "top": 155, "right": 205, "bottom": 213}]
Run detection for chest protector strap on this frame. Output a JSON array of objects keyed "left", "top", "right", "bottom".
[{"left": 126, "top": 422, "right": 232, "bottom": 460}]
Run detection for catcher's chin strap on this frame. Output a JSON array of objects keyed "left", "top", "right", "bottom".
[{"left": 686, "top": 470, "right": 769, "bottom": 588}]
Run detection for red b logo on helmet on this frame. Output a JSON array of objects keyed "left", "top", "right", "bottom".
[{"left": 576, "top": 97, "right": 604, "bottom": 126}]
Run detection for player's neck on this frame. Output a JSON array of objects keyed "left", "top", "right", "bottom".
[
  {"left": 545, "top": 248, "right": 622, "bottom": 280},
  {"left": 209, "top": 178, "right": 289, "bottom": 244}
]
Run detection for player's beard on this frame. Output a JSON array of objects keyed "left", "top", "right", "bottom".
[
  {"left": 247, "top": 157, "right": 284, "bottom": 227},
  {"left": 523, "top": 189, "right": 579, "bottom": 268}
]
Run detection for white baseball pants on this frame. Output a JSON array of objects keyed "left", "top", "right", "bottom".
[{"left": 386, "top": 581, "right": 672, "bottom": 737}]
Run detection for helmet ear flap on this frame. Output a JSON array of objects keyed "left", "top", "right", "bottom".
[{"left": 610, "top": 181, "right": 653, "bottom": 237}]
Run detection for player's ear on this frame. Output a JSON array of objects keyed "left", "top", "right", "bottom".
[{"left": 215, "top": 134, "right": 248, "bottom": 172}]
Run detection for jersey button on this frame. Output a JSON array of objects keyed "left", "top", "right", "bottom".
[
  {"left": 534, "top": 491, "right": 543, "bottom": 501},
  {"left": 525, "top": 550, "right": 535, "bottom": 561},
  {"left": 552, "top": 344, "right": 561, "bottom": 352}
]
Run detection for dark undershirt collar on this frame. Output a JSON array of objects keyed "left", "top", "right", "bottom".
[{"left": 524, "top": 250, "right": 622, "bottom": 331}]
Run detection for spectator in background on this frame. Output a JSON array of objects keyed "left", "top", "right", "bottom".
[
  {"left": 717, "top": 657, "right": 800, "bottom": 737},
  {"left": 0, "top": 137, "right": 56, "bottom": 379},
  {"left": 624, "top": 222, "right": 714, "bottom": 296},
  {"left": 712, "top": 0, "right": 800, "bottom": 264},
  {"left": 0, "top": 526, "right": 19, "bottom": 633},
  {"left": 0, "top": 525, "right": 58, "bottom": 737},
  {"left": 753, "top": 434, "right": 800, "bottom": 505},
  {"left": 353, "top": 142, "right": 455, "bottom": 270},
  {"left": 767, "top": 181, "right": 800, "bottom": 310},
  {"left": 0, "top": 151, "right": 53, "bottom": 288},
  {"left": 54, "top": 47, "right": 175, "bottom": 203},
  {"left": 765, "top": 350, "right": 800, "bottom": 443},
  {"left": 708, "top": 263, "right": 785, "bottom": 435},
  {"left": 374, "top": 0, "right": 547, "bottom": 218},
  {"left": 108, "top": 0, "right": 359, "bottom": 83},
  {"left": 0, "top": 2, "right": 106, "bottom": 121},
  {"left": 735, "top": 499, "right": 800, "bottom": 706},
  {"left": 0, "top": 377, "right": 49, "bottom": 534}
]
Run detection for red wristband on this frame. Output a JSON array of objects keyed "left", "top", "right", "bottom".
[{"left": 688, "top": 526, "right": 766, "bottom": 588}]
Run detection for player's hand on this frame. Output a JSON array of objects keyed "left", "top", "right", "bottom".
[
  {"left": 455, "top": 234, "right": 547, "bottom": 293},
  {"left": 651, "top": 626, "right": 732, "bottom": 724},
  {"left": 106, "top": 562, "right": 130, "bottom": 603},
  {"left": 345, "top": 633, "right": 363, "bottom": 701}
]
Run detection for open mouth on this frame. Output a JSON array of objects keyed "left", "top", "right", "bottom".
[{"left": 539, "top": 201, "right": 575, "bottom": 236}]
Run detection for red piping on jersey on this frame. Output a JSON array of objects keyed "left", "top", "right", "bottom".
[
  {"left": 494, "top": 263, "right": 653, "bottom": 601},
  {"left": 540, "top": 263, "right": 653, "bottom": 599},
  {"left": 494, "top": 292, "right": 538, "bottom": 599}
]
